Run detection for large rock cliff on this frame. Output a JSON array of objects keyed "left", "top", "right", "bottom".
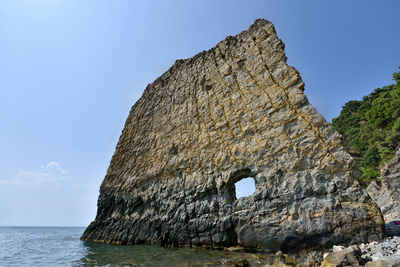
[
  {"left": 82, "top": 19, "right": 384, "bottom": 252},
  {"left": 368, "top": 148, "right": 400, "bottom": 222}
]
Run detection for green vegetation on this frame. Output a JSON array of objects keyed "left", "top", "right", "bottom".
[{"left": 332, "top": 67, "right": 400, "bottom": 184}]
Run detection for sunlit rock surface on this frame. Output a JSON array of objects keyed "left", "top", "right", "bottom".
[{"left": 82, "top": 19, "right": 384, "bottom": 252}]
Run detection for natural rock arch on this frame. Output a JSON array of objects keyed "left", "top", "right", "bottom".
[{"left": 82, "top": 19, "right": 384, "bottom": 252}]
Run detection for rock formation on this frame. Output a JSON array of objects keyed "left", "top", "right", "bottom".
[
  {"left": 82, "top": 19, "right": 384, "bottom": 252},
  {"left": 368, "top": 148, "right": 400, "bottom": 222}
]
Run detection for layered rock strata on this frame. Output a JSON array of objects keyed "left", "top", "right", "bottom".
[
  {"left": 82, "top": 19, "right": 384, "bottom": 251},
  {"left": 368, "top": 148, "right": 400, "bottom": 222}
]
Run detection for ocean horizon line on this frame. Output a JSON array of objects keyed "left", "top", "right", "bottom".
[{"left": 0, "top": 225, "right": 86, "bottom": 228}]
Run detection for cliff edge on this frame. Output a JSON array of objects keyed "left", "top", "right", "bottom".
[{"left": 82, "top": 19, "right": 384, "bottom": 252}]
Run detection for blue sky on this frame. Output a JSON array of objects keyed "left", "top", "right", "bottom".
[{"left": 0, "top": 0, "right": 399, "bottom": 226}]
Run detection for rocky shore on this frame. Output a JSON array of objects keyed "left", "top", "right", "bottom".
[
  {"left": 221, "top": 233, "right": 400, "bottom": 266},
  {"left": 218, "top": 221, "right": 400, "bottom": 266},
  {"left": 318, "top": 235, "right": 400, "bottom": 267}
]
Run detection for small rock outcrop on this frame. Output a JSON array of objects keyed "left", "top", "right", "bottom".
[
  {"left": 82, "top": 19, "right": 384, "bottom": 251},
  {"left": 368, "top": 148, "right": 400, "bottom": 223}
]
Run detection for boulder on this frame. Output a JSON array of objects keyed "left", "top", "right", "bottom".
[{"left": 321, "top": 245, "right": 364, "bottom": 267}]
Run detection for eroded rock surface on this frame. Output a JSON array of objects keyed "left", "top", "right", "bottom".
[
  {"left": 368, "top": 148, "right": 400, "bottom": 223},
  {"left": 82, "top": 19, "right": 384, "bottom": 251}
]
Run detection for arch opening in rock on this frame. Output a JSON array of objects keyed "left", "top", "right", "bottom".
[{"left": 234, "top": 177, "right": 256, "bottom": 199}]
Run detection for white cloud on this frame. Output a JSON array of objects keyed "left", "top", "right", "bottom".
[
  {"left": 0, "top": 161, "right": 69, "bottom": 186},
  {"left": 42, "top": 161, "right": 68, "bottom": 174}
]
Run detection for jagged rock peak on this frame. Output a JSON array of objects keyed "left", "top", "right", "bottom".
[{"left": 82, "top": 19, "right": 384, "bottom": 252}]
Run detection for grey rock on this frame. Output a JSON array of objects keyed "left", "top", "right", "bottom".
[
  {"left": 368, "top": 148, "right": 400, "bottom": 224},
  {"left": 81, "top": 19, "right": 384, "bottom": 252},
  {"left": 328, "top": 236, "right": 400, "bottom": 266},
  {"left": 365, "top": 254, "right": 400, "bottom": 267}
]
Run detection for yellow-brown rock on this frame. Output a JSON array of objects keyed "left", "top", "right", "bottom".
[{"left": 81, "top": 19, "right": 384, "bottom": 251}]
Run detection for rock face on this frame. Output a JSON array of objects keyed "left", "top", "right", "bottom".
[
  {"left": 82, "top": 19, "right": 384, "bottom": 251},
  {"left": 368, "top": 148, "right": 400, "bottom": 222}
]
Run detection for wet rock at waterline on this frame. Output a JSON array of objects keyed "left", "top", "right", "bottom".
[{"left": 82, "top": 19, "right": 384, "bottom": 251}]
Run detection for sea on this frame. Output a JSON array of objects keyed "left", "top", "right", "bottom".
[{"left": 0, "top": 226, "right": 273, "bottom": 266}]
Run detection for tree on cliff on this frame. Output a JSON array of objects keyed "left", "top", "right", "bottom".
[{"left": 332, "top": 67, "right": 400, "bottom": 183}]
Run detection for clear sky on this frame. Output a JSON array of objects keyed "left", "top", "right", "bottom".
[{"left": 0, "top": 0, "right": 399, "bottom": 226}]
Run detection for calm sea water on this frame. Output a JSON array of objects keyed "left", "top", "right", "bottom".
[{"left": 0, "top": 226, "right": 273, "bottom": 266}]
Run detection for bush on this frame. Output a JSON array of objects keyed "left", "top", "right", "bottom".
[{"left": 332, "top": 67, "right": 400, "bottom": 183}]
